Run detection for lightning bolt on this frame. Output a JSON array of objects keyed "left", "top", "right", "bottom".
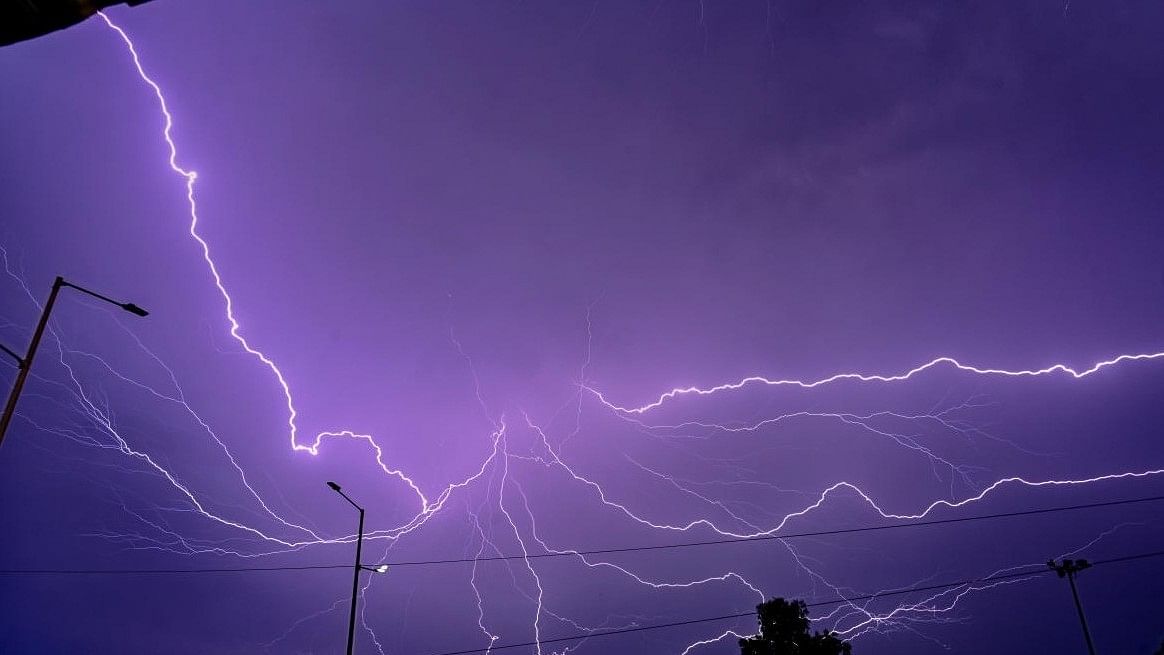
[
  {"left": 15, "top": 10, "right": 1148, "bottom": 654},
  {"left": 592, "top": 352, "right": 1164, "bottom": 415}
]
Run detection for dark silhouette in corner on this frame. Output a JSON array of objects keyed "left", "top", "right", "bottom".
[
  {"left": 740, "top": 597, "right": 852, "bottom": 655},
  {"left": 2, "top": 0, "right": 159, "bottom": 47}
]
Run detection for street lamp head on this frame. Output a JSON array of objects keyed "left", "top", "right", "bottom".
[
  {"left": 374, "top": 564, "right": 389, "bottom": 574},
  {"left": 121, "top": 303, "right": 149, "bottom": 317},
  {"left": 326, "top": 481, "right": 342, "bottom": 492}
]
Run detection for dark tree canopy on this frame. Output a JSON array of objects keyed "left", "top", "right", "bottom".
[{"left": 739, "top": 598, "right": 852, "bottom": 655}]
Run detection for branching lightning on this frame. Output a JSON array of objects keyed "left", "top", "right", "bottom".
[
  {"left": 0, "top": 10, "right": 1154, "bottom": 654},
  {"left": 590, "top": 352, "right": 1164, "bottom": 415}
]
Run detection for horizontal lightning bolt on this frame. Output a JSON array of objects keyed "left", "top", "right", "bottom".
[{"left": 592, "top": 352, "right": 1164, "bottom": 414}]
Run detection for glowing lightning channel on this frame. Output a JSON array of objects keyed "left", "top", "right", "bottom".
[
  {"left": 95, "top": 12, "right": 310, "bottom": 455},
  {"left": 87, "top": 12, "right": 1164, "bottom": 654},
  {"left": 525, "top": 412, "right": 1164, "bottom": 539},
  {"left": 680, "top": 630, "right": 749, "bottom": 655},
  {"left": 593, "top": 352, "right": 1164, "bottom": 414},
  {"left": 497, "top": 432, "right": 546, "bottom": 655},
  {"left": 92, "top": 13, "right": 516, "bottom": 572}
]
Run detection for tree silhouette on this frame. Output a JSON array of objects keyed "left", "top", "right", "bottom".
[{"left": 739, "top": 598, "right": 852, "bottom": 655}]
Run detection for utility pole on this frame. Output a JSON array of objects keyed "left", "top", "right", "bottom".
[
  {"left": 327, "top": 481, "right": 388, "bottom": 654},
  {"left": 0, "top": 276, "right": 148, "bottom": 450},
  {"left": 1048, "top": 558, "right": 1097, "bottom": 655},
  {"left": 346, "top": 499, "right": 364, "bottom": 655}
]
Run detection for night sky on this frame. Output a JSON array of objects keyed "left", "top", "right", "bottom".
[{"left": 2, "top": 1, "right": 1164, "bottom": 653}]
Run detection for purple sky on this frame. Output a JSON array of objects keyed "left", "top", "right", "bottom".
[{"left": 2, "top": 1, "right": 1164, "bottom": 653}]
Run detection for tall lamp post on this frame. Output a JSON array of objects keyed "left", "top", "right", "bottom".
[
  {"left": 327, "top": 481, "right": 389, "bottom": 655},
  {"left": 0, "top": 275, "right": 148, "bottom": 450},
  {"left": 1048, "top": 558, "right": 1097, "bottom": 655}
]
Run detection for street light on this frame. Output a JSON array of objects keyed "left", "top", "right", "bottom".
[
  {"left": 327, "top": 481, "right": 389, "bottom": 655},
  {"left": 0, "top": 276, "right": 148, "bottom": 450},
  {"left": 1047, "top": 558, "right": 1097, "bottom": 655}
]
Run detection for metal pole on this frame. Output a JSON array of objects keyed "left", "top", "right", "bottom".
[
  {"left": 345, "top": 506, "right": 365, "bottom": 655},
  {"left": 0, "top": 276, "right": 64, "bottom": 449},
  {"left": 1066, "top": 569, "right": 1098, "bottom": 655}
]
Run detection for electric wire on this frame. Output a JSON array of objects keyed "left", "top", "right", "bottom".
[
  {"left": 0, "top": 564, "right": 348, "bottom": 575},
  {"left": 384, "top": 493, "right": 1164, "bottom": 567},
  {"left": 1, "top": 494, "right": 1160, "bottom": 575},
  {"left": 420, "top": 548, "right": 1164, "bottom": 655}
]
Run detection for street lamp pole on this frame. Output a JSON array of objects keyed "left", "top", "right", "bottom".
[
  {"left": 1048, "top": 558, "right": 1097, "bottom": 655},
  {"left": 327, "top": 481, "right": 388, "bottom": 655},
  {"left": 0, "top": 276, "right": 148, "bottom": 450}
]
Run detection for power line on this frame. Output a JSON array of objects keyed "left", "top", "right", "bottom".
[
  {"left": 429, "top": 611, "right": 759, "bottom": 655},
  {"left": 424, "top": 569, "right": 1048, "bottom": 655},
  {"left": 383, "top": 493, "right": 1164, "bottom": 568},
  {"left": 0, "top": 564, "right": 348, "bottom": 575},
  {"left": 1, "top": 494, "right": 1160, "bottom": 576},
  {"left": 420, "top": 547, "right": 1164, "bottom": 655},
  {"left": 1090, "top": 548, "right": 1164, "bottom": 567}
]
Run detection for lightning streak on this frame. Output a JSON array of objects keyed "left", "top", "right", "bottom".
[
  {"left": 95, "top": 9, "right": 461, "bottom": 531},
  {"left": 594, "top": 352, "right": 1164, "bottom": 414},
  {"left": 536, "top": 418, "right": 1164, "bottom": 539},
  {"left": 497, "top": 432, "right": 546, "bottom": 655},
  {"left": 95, "top": 12, "right": 313, "bottom": 456},
  {"left": 40, "top": 11, "right": 1159, "bottom": 654}
]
